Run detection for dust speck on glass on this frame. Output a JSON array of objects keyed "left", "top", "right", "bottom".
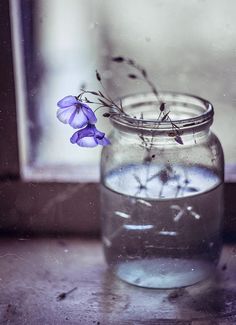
[{"left": 57, "top": 57, "right": 224, "bottom": 289}]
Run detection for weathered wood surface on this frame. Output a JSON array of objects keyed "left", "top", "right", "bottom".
[{"left": 0, "top": 238, "right": 235, "bottom": 324}]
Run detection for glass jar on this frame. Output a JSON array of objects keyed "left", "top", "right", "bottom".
[{"left": 100, "top": 92, "right": 224, "bottom": 289}]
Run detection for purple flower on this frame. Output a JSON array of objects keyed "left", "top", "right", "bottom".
[
  {"left": 57, "top": 95, "right": 97, "bottom": 129},
  {"left": 70, "top": 124, "right": 111, "bottom": 148}
]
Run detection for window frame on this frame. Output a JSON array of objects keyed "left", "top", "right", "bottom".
[
  {"left": 0, "top": 0, "right": 235, "bottom": 238},
  {"left": 0, "top": 0, "right": 100, "bottom": 236}
]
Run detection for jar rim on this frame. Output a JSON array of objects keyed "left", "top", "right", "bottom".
[{"left": 110, "top": 91, "right": 214, "bottom": 132}]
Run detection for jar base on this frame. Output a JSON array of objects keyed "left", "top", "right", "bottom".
[{"left": 113, "top": 257, "right": 215, "bottom": 289}]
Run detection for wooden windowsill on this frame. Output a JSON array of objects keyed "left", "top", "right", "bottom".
[
  {"left": 0, "top": 181, "right": 236, "bottom": 237},
  {"left": 0, "top": 237, "right": 236, "bottom": 324}
]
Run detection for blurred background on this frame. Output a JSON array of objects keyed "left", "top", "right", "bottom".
[{"left": 9, "top": 0, "right": 236, "bottom": 182}]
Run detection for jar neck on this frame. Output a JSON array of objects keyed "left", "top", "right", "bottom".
[
  {"left": 113, "top": 126, "right": 211, "bottom": 146},
  {"left": 110, "top": 92, "right": 214, "bottom": 137}
]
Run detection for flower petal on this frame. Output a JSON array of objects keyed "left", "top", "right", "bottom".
[
  {"left": 76, "top": 125, "right": 94, "bottom": 139},
  {"left": 81, "top": 104, "right": 97, "bottom": 124},
  {"left": 97, "top": 136, "right": 111, "bottom": 146},
  {"left": 91, "top": 125, "right": 110, "bottom": 146},
  {"left": 57, "top": 96, "right": 78, "bottom": 108},
  {"left": 70, "top": 124, "right": 110, "bottom": 148},
  {"left": 87, "top": 124, "right": 105, "bottom": 138},
  {"left": 57, "top": 106, "right": 77, "bottom": 124},
  {"left": 70, "top": 125, "right": 94, "bottom": 142},
  {"left": 70, "top": 131, "right": 79, "bottom": 144},
  {"left": 69, "top": 108, "right": 88, "bottom": 129},
  {"left": 77, "top": 137, "right": 98, "bottom": 147},
  {"left": 95, "top": 130, "right": 105, "bottom": 140}
]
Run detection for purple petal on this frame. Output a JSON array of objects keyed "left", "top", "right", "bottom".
[
  {"left": 57, "top": 106, "right": 77, "bottom": 124},
  {"left": 91, "top": 125, "right": 110, "bottom": 146},
  {"left": 81, "top": 104, "right": 97, "bottom": 124},
  {"left": 94, "top": 130, "right": 105, "bottom": 139},
  {"left": 57, "top": 96, "right": 78, "bottom": 108},
  {"left": 70, "top": 125, "right": 95, "bottom": 144},
  {"left": 76, "top": 125, "right": 95, "bottom": 139},
  {"left": 97, "top": 136, "right": 111, "bottom": 146},
  {"left": 70, "top": 124, "right": 110, "bottom": 148},
  {"left": 77, "top": 137, "right": 98, "bottom": 147},
  {"left": 70, "top": 131, "right": 79, "bottom": 144},
  {"left": 69, "top": 108, "right": 88, "bottom": 129},
  {"left": 87, "top": 124, "right": 105, "bottom": 137}
]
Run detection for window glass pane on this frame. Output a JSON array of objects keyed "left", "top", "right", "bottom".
[{"left": 11, "top": 0, "right": 236, "bottom": 181}]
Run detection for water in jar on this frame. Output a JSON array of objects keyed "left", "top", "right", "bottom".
[{"left": 101, "top": 164, "right": 223, "bottom": 288}]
